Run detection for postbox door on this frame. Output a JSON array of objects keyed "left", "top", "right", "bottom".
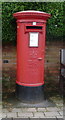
[{"left": 27, "top": 32, "right": 45, "bottom": 85}]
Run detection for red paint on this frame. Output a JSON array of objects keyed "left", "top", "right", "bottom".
[{"left": 13, "top": 11, "right": 51, "bottom": 87}]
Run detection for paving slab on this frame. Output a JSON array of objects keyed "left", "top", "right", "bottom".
[
  {"left": 30, "top": 118, "right": 40, "bottom": 120},
  {"left": 37, "top": 108, "right": 47, "bottom": 112},
  {"left": 6, "top": 112, "right": 17, "bottom": 118},
  {"left": 18, "top": 112, "right": 33, "bottom": 117},
  {"left": 46, "top": 107, "right": 60, "bottom": 112},
  {"left": 44, "top": 111, "right": 60, "bottom": 117},
  {"left": 2, "top": 118, "right": 12, "bottom": 120},
  {"left": 13, "top": 118, "right": 29, "bottom": 120},
  {"left": 56, "top": 116, "right": 63, "bottom": 118},
  {"left": 30, "top": 118, "right": 57, "bottom": 120},
  {"left": 45, "top": 116, "right": 57, "bottom": 120},
  {"left": 57, "top": 118, "right": 64, "bottom": 120},
  {"left": 40, "top": 118, "right": 57, "bottom": 120},
  {"left": 33, "top": 112, "right": 45, "bottom": 118}
]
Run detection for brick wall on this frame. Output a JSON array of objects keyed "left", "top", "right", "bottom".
[{"left": 45, "top": 40, "right": 64, "bottom": 81}]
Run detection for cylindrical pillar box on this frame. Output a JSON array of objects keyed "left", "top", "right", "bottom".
[{"left": 13, "top": 11, "right": 51, "bottom": 103}]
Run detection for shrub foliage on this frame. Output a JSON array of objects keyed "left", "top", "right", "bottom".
[{"left": 2, "top": 2, "right": 64, "bottom": 43}]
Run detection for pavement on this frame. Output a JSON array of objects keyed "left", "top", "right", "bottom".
[
  {"left": 1, "top": 99, "right": 64, "bottom": 120},
  {"left": 2, "top": 89, "right": 64, "bottom": 120},
  {"left": 2, "top": 106, "right": 63, "bottom": 119}
]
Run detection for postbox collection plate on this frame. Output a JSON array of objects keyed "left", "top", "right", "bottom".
[{"left": 29, "top": 32, "right": 38, "bottom": 47}]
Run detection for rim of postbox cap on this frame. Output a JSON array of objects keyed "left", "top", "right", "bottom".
[
  {"left": 14, "top": 10, "right": 47, "bottom": 14},
  {"left": 13, "top": 10, "right": 51, "bottom": 20}
]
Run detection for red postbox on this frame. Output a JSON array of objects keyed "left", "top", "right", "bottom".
[{"left": 13, "top": 11, "right": 51, "bottom": 103}]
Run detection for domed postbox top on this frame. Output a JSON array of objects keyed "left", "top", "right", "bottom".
[{"left": 13, "top": 10, "right": 51, "bottom": 21}]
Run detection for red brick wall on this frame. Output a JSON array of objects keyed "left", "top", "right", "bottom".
[{"left": 45, "top": 40, "right": 64, "bottom": 81}]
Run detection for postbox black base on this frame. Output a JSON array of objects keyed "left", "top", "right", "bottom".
[{"left": 16, "top": 84, "right": 45, "bottom": 103}]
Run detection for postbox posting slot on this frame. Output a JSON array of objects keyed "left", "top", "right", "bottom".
[
  {"left": 25, "top": 25, "right": 43, "bottom": 33},
  {"left": 26, "top": 26, "right": 42, "bottom": 29}
]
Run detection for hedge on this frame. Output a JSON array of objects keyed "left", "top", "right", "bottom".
[{"left": 2, "top": 2, "right": 64, "bottom": 44}]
